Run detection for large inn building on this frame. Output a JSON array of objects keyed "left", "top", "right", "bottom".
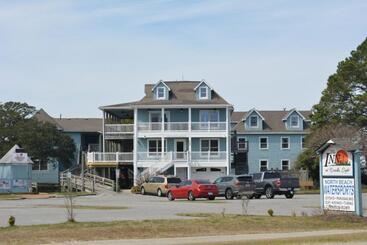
[{"left": 37, "top": 80, "right": 310, "bottom": 188}]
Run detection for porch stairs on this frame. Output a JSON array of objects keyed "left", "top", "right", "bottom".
[{"left": 139, "top": 160, "right": 175, "bottom": 179}]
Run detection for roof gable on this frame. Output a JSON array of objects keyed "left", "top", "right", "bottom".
[
  {"left": 282, "top": 108, "right": 307, "bottom": 121},
  {"left": 194, "top": 80, "right": 213, "bottom": 91},
  {"left": 243, "top": 108, "right": 265, "bottom": 121},
  {"left": 151, "top": 80, "right": 171, "bottom": 91}
]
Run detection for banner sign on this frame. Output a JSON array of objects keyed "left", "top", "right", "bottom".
[
  {"left": 322, "top": 145, "right": 353, "bottom": 177},
  {"left": 323, "top": 178, "right": 355, "bottom": 212},
  {"left": 13, "top": 179, "right": 27, "bottom": 188}
]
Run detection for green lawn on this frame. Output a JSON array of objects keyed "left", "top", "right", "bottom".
[{"left": 1, "top": 213, "right": 367, "bottom": 244}]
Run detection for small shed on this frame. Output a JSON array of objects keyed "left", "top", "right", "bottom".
[{"left": 0, "top": 145, "right": 33, "bottom": 193}]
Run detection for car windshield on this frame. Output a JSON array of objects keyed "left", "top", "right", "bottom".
[
  {"left": 167, "top": 178, "right": 181, "bottom": 184},
  {"left": 196, "top": 180, "right": 211, "bottom": 184}
]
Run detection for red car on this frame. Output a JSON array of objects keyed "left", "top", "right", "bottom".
[{"left": 167, "top": 179, "right": 218, "bottom": 201}]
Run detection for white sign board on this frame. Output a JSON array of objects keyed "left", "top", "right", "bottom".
[
  {"left": 322, "top": 145, "right": 353, "bottom": 177},
  {"left": 323, "top": 178, "right": 355, "bottom": 212}
]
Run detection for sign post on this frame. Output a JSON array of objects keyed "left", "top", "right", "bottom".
[{"left": 318, "top": 139, "right": 363, "bottom": 216}]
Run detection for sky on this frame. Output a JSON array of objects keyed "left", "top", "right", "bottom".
[{"left": 0, "top": 0, "right": 366, "bottom": 117}]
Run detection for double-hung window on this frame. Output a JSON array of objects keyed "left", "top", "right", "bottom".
[
  {"left": 157, "top": 87, "right": 165, "bottom": 100},
  {"left": 199, "top": 87, "right": 208, "bottom": 99},
  {"left": 281, "top": 137, "right": 290, "bottom": 149},
  {"left": 260, "top": 160, "right": 268, "bottom": 171},
  {"left": 259, "top": 137, "right": 268, "bottom": 149},
  {"left": 200, "top": 139, "right": 219, "bottom": 158},
  {"left": 282, "top": 160, "right": 290, "bottom": 171},
  {"left": 290, "top": 115, "right": 299, "bottom": 128},
  {"left": 301, "top": 137, "right": 305, "bottom": 149},
  {"left": 148, "top": 139, "right": 167, "bottom": 157},
  {"left": 238, "top": 138, "right": 247, "bottom": 151},
  {"left": 250, "top": 116, "right": 258, "bottom": 127}
]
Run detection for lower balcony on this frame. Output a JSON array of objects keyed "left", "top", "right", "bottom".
[{"left": 87, "top": 152, "right": 133, "bottom": 167}]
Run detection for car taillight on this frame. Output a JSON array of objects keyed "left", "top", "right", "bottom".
[{"left": 276, "top": 179, "right": 281, "bottom": 187}]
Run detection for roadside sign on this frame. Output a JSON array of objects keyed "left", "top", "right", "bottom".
[{"left": 318, "top": 139, "right": 363, "bottom": 216}]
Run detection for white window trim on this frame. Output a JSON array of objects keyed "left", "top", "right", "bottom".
[
  {"left": 200, "top": 138, "right": 220, "bottom": 157},
  {"left": 199, "top": 86, "right": 209, "bottom": 99},
  {"left": 301, "top": 136, "right": 305, "bottom": 149},
  {"left": 250, "top": 115, "right": 258, "bottom": 128},
  {"left": 281, "top": 136, "right": 290, "bottom": 150},
  {"left": 259, "top": 159, "right": 268, "bottom": 171},
  {"left": 290, "top": 115, "right": 299, "bottom": 128},
  {"left": 147, "top": 139, "right": 167, "bottom": 157},
  {"left": 156, "top": 87, "right": 166, "bottom": 100},
  {"left": 259, "top": 137, "right": 268, "bottom": 150},
  {"left": 199, "top": 110, "right": 220, "bottom": 122},
  {"left": 149, "top": 111, "right": 170, "bottom": 123},
  {"left": 281, "top": 159, "right": 290, "bottom": 171}
]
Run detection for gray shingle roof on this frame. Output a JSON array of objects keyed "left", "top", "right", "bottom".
[
  {"left": 232, "top": 110, "right": 312, "bottom": 133},
  {"left": 101, "top": 81, "right": 232, "bottom": 109}
]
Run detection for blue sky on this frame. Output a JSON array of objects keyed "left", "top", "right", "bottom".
[{"left": 0, "top": 0, "right": 366, "bottom": 117}]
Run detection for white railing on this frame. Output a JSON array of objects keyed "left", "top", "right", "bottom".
[
  {"left": 87, "top": 152, "right": 133, "bottom": 163},
  {"left": 191, "top": 151, "right": 227, "bottom": 162},
  {"left": 137, "top": 122, "right": 227, "bottom": 132},
  {"left": 191, "top": 122, "right": 226, "bottom": 131},
  {"left": 172, "top": 152, "right": 188, "bottom": 161},
  {"left": 105, "top": 124, "right": 134, "bottom": 134},
  {"left": 137, "top": 152, "right": 172, "bottom": 161}
]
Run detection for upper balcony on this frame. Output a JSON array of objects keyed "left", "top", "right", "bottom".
[
  {"left": 137, "top": 122, "right": 227, "bottom": 132},
  {"left": 104, "top": 124, "right": 134, "bottom": 140}
]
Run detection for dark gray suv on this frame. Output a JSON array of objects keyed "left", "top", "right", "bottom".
[{"left": 214, "top": 175, "right": 255, "bottom": 199}]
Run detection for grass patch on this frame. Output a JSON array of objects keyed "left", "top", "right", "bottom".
[
  {"left": 52, "top": 192, "right": 96, "bottom": 197},
  {"left": 0, "top": 194, "right": 24, "bottom": 200},
  {"left": 1, "top": 213, "right": 367, "bottom": 244},
  {"left": 36, "top": 204, "right": 128, "bottom": 210}
]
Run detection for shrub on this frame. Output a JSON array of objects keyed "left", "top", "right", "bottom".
[
  {"left": 267, "top": 209, "right": 274, "bottom": 217},
  {"left": 130, "top": 186, "right": 141, "bottom": 194},
  {"left": 8, "top": 216, "right": 15, "bottom": 226}
]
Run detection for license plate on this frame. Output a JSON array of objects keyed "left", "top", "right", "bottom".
[{"left": 208, "top": 192, "right": 213, "bottom": 195}]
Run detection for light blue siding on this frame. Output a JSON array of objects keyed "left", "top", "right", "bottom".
[
  {"left": 239, "top": 134, "right": 306, "bottom": 173},
  {"left": 32, "top": 160, "right": 59, "bottom": 184},
  {"left": 191, "top": 108, "right": 226, "bottom": 122},
  {"left": 0, "top": 164, "right": 32, "bottom": 193},
  {"left": 153, "top": 82, "right": 169, "bottom": 100},
  {"left": 191, "top": 138, "right": 227, "bottom": 151}
]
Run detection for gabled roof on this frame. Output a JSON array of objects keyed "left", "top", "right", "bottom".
[
  {"left": 282, "top": 108, "right": 308, "bottom": 121},
  {"left": 0, "top": 145, "right": 33, "bottom": 164},
  {"left": 243, "top": 108, "right": 265, "bottom": 121},
  {"left": 151, "top": 80, "right": 171, "bottom": 91},
  {"left": 33, "top": 109, "right": 63, "bottom": 130},
  {"left": 194, "top": 80, "right": 213, "bottom": 91},
  {"left": 233, "top": 110, "right": 311, "bottom": 133}
]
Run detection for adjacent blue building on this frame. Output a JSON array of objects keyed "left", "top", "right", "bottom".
[{"left": 231, "top": 108, "right": 310, "bottom": 174}]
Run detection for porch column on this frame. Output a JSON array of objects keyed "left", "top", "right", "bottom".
[
  {"left": 102, "top": 111, "right": 105, "bottom": 152},
  {"left": 161, "top": 108, "right": 165, "bottom": 159},
  {"left": 188, "top": 107, "right": 192, "bottom": 132},
  {"left": 226, "top": 107, "right": 230, "bottom": 175},
  {"left": 133, "top": 108, "right": 138, "bottom": 186},
  {"left": 188, "top": 137, "right": 192, "bottom": 179}
]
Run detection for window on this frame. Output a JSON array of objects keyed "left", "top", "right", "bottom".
[
  {"left": 200, "top": 139, "right": 219, "bottom": 156},
  {"left": 264, "top": 172, "right": 281, "bottom": 179},
  {"left": 157, "top": 87, "right": 166, "bottom": 99},
  {"left": 32, "top": 161, "right": 48, "bottom": 171},
  {"left": 210, "top": 168, "right": 222, "bottom": 172},
  {"left": 252, "top": 173, "right": 262, "bottom": 180},
  {"left": 196, "top": 168, "right": 207, "bottom": 172},
  {"left": 167, "top": 177, "right": 181, "bottom": 184},
  {"left": 260, "top": 160, "right": 268, "bottom": 171},
  {"left": 148, "top": 139, "right": 167, "bottom": 156},
  {"left": 281, "top": 137, "right": 290, "bottom": 149},
  {"left": 290, "top": 115, "right": 299, "bottom": 127},
  {"left": 282, "top": 160, "right": 290, "bottom": 171},
  {"left": 259, "top": 137, "right": 268, "bottom": 149},
  {"left": 199, "top": 86, "right": 208, "bottom": 99},
  {"left": 199, "top": 110, "right": 219, "bottom": 129},
  {"left": 250, "top": 116, "right": 258, "bottom": 127},
  {"left": 238, "top": 138, "right": 247, "bottom": 151},
  {"left": 301, "top": 137, "right": 305, "bottom": 149}
]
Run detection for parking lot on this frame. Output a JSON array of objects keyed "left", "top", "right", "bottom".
[{"left": 0, "top": 192, "right": 366, "bottom": 227}]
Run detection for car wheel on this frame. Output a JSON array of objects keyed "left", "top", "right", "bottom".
[
  {"left": 225, "top": 188, "right": 234, "bottom": 200},
  {"left": 141, "top": 187, "right": 146, "bottom": 195},
  {"left": 285, "top": 191, "right": 294, "bottom": 199},
  {"left": 188, "top": 191, "right": 195, "bottom": 201},
  {"left": 265, "top": 186, "right": 274, "bottom": 199},
  {"left": 254, "top": 194, "right": 261, "bottom": 199},
  {"left": 208, "top": 196, "right": 215, "bottom": 200},
  {"left": 167, "top": 191, "right": 175, "bottom": 201},
  {"left": 157, "top": 188, "right": 162, "bottom": 197}
]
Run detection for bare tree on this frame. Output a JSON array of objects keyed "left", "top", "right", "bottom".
[
  {"left": 64, "top": 194, "right": 76, "bottom": 222},
  {"left": 241, "top": 196, "right": 250, "bottom": 215}
]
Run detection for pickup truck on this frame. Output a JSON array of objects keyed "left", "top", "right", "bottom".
[{"left": 251, "top": 171, "right": 300, "bottom": 199}]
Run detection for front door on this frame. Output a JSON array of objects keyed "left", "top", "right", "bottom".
[{"left": 175, "top": 140, "right": 187, "bottom": 160}]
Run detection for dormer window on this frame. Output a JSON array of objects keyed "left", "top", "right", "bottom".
[
  {"left": 199, "top": 86, "right": 209, "bottom": 99},
  {"left": 250, "top": 116, "right": 258, "bottom": 127},
  {"left": 290, "top": 115, "right": 299, "bottom": 127},
  {"left": 157, "top": 87, "right": 166, "bottom": 100}
]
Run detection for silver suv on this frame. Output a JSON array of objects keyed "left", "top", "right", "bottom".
[{"left": 214, "top": 175, "right": 255, "bottom": 199}]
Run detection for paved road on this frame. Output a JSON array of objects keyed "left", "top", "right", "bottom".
[
  {"left": 0, "top": 192, "right": 366, "bottom": 227},
  {"left": 53, "top": 229, "right": 367, "bottom": 245}
]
